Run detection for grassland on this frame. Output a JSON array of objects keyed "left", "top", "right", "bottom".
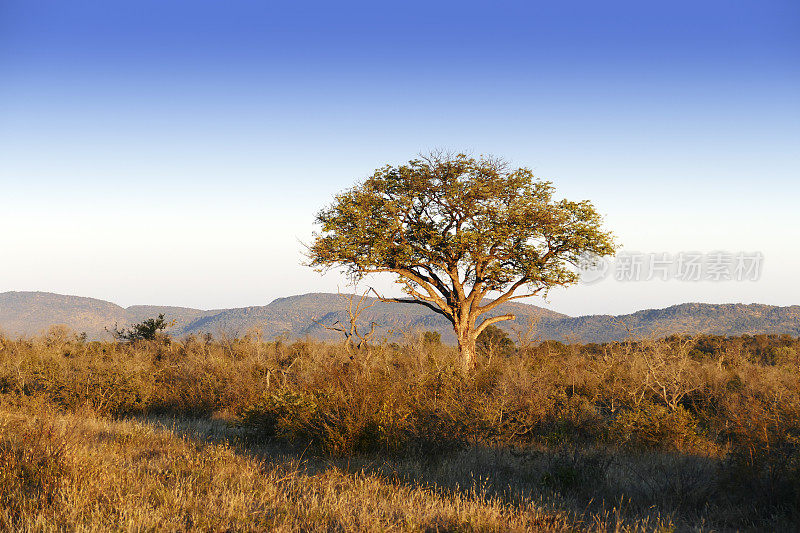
[{"left": 1, "top": 328, "right": 798, "bottom": 531}]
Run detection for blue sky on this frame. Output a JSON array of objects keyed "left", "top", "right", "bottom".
[{"left": 1, "top": 0, "right": 798, "bottom": 315}]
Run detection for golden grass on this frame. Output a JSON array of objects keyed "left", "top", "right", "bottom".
[
  {"left": 0, "top": 331, "right": 798, "bottom": 530},
  {"left": 0, "top": 404, "right": 619, "bottom": 532}
]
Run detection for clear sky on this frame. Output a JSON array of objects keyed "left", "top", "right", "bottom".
[{"left": 1, "top": 0, "right": 798, "bottom": 316}]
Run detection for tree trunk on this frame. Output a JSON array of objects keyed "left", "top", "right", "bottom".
[{"left": 454, "top": 321, "right": 477, "bottom": 374}]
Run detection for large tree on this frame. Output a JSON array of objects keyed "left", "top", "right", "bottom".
[{"left": 308, "top": 153, "right": 616, "bottom": 371}]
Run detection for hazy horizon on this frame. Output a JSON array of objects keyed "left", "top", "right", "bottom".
[
  {"left": 2, "top": 288, "right": 797, "bottom": 320},
  {"left": 2, "top": 1, "right": 798, "bottom": 316}
]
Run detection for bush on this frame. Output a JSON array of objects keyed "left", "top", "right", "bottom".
[
  {"left": 240, "top": 388, "right": 399, "bottom": 456},
  {"left": 110, "top": 314, "right": 172, "bottom": 343},
  {"left": 608, "top": 404, "right": 709, "bottom": 451},
  {"left": 476, "top": 325, "right": 515, "bottom": 357},
  {"left": 238, "top": 372, "right": 487, "bottom": 456},
  {"left": 422, "top": 331, "right": 441, "bottom": 346}
]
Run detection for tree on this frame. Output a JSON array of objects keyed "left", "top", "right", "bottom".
[
  {"left": 311, "top": 288, "right": 380, "bottom": 352},
  {"left": 476, "top": 324, "right": 515, "bottom": 358},
  {"left": 110, "top": 314, "right": 172, "bottom": 343},
  {"left": 308, "top": 152, "right": 616, "bottom": 372}
]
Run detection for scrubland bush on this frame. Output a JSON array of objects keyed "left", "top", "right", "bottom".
[
  {"left": 1, "top": 333, "right": 798, "bottom": 450},
  {"left": 607, "top": 403, "right": 709, "bottom": 451}
]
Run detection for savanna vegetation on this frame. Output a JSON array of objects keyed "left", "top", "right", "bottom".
[{"left": 1, "top": 325, "right": 798, "bottom": 531}]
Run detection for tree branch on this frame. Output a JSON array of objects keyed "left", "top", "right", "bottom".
[
  {"left": 369, "top": 288, "right": 453, "bottom": 321},
  {"left": 477, "top": 277, "right": 531, "bottom": 314},
  {"left": 475, "top": 314, "right": 516, "bottom": 336},
  {"left": 384, "top": 267, "right": 454, "bottom": 315}
]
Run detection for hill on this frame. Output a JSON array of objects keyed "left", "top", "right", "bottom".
[
  {"left": 1, "top": 291, "right": 798, "bottom": 343},
  {"left": 541, "top": 302, "right": 800, "bottom": 342},
  {"left": 0, "top": 292, "right": 129, "bottom": 338},
  {"left": 180, "top": 293, "right": 567, "bottom": 343}
]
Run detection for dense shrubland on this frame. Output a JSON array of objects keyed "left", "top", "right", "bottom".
[{"left": 1, "top": 327, "right": 798, "bottom": 530}]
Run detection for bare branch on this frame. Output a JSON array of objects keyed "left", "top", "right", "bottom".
[
  {"left": 369, "top": 287, "right": 453, "bottom": 321},
  {"left": 311, "top": 317, "right": 347, "bottom": 335},
  {"left": 311, "top": 287, "right": 384, "bottom": 352},
  {"left": 475, "top": 314, "right": 516, "bottom": 337},
  {"left": 477, "top": 280, "right": 542, "bottom": 314}
]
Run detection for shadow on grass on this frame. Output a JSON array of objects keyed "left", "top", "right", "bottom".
[{"left": 144, "top": 415, "right": 798, "bottom": 532}]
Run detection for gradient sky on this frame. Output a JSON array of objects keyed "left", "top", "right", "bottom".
[{"left": 1, "top": 0, "right": 798, "bottom": 316}]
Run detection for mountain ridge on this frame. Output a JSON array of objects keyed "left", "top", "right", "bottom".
[{"left": 1, "top": 291, "right": 798, "bottom": 343}]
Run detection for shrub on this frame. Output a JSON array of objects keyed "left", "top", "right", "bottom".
[
  {"left": 476, "top": 325, "right": 515, "bottom": 357},
  {"left": 422, "top": 331, "right": 441, "bottom": 346},
  {"left": 240, "top": 388, "right": 396, "bottom": 456},
  {"left": 110, "top": 314, "right": 172, "bottom": 343},
  {"left": 608, "top": 404, "right": 709, "bottom": 451}
]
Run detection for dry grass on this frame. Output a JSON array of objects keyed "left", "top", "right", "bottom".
[
  {"left": 0, "top": 330, "right": 798, "bottom": 531},
  {"left": 0, "top": 404, "right": 639, "bottom": 532}
]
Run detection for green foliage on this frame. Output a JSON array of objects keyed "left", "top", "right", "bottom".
[
  {"left": 476, "top": 324, "right": 515, "bottom": 356},
  {"left": 111, "top": 313, "right": 171, "bottom": 343},
  {"left": 310, "top": 153, "right": 615, "bottom": 290},
  {"left": 49, "top": 364, "right": 147, "bottom": 416},
  {"left": 422, "top": 331, "right": 441, "bottom": 346},
  {"left": 768, "top": 346, "right": 797, "bottom": 366},
  {"left": 239, "top": 390, "right": 320, "bottom": 440}
]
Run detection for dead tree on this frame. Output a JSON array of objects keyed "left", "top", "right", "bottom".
[
  {"left": 641, "top": 337, "right": 702, "bottom": 412},
  {"left": 508, "top": 315, "right": 542, "bottom": 351},
  {"left": 312, "top": 288, "right": 379, "bottom": 353}
]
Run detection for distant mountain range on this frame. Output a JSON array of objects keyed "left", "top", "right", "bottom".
[{"left": 1, "top": 291, "right": 798, "bottom": 344}]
